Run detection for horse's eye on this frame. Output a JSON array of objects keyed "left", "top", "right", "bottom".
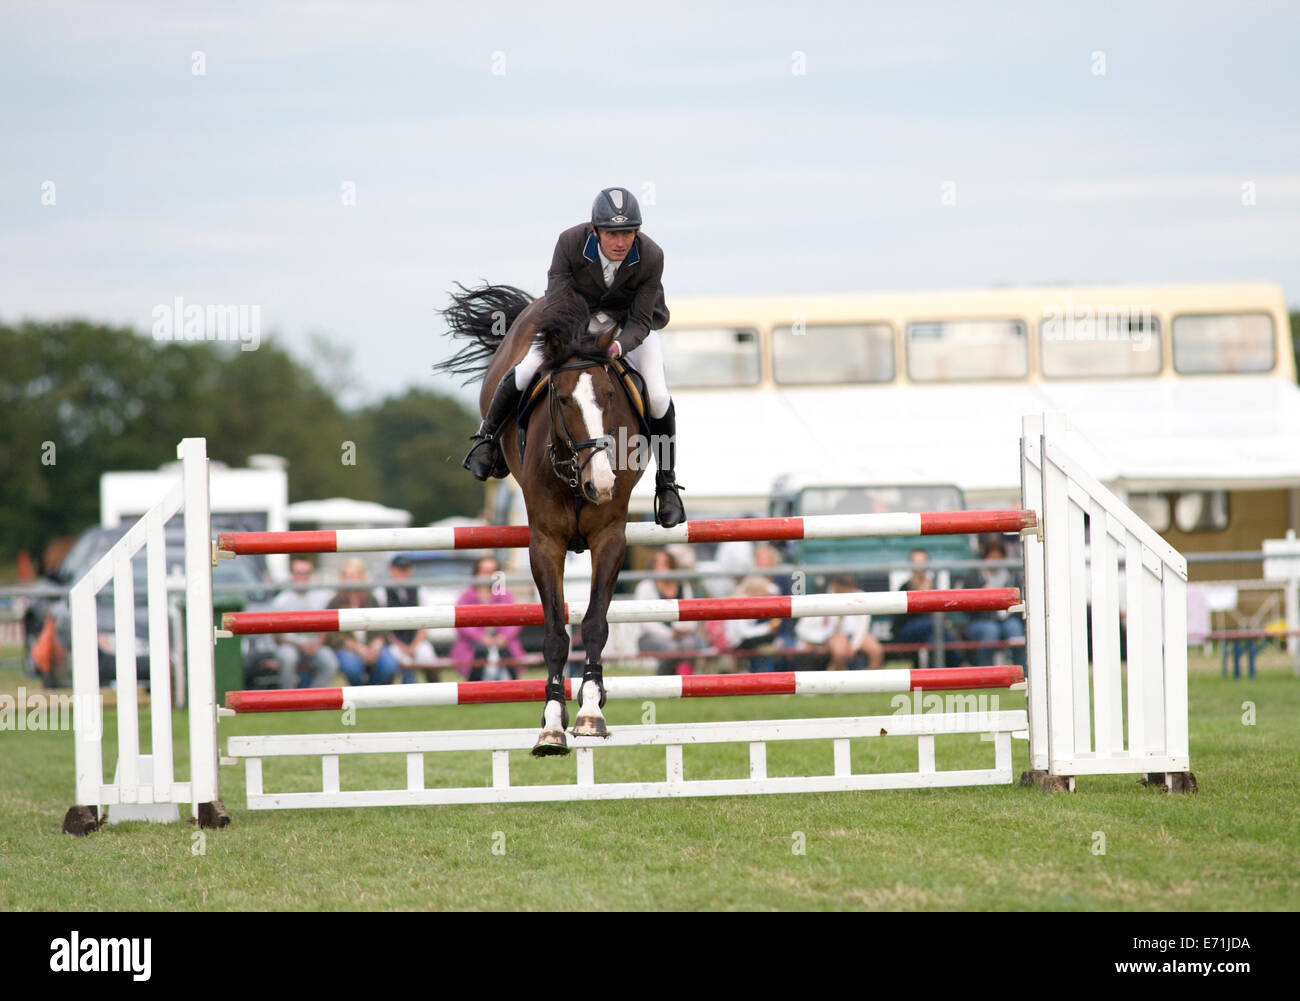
[{"left": 559, "top": 396, "right": 571, "bottom": 405}]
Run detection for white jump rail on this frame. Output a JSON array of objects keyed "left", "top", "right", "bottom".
[
  {"left": 229, "top": 711, "right": 1027, "bottom": 809},
  {"left": 64, "top": 414, "right": 1195, "bottom": 833},
  {"left": 217, "top": 509, "right": 1037, "bottom": 555},
  {"left": 218, "top": 587, "right": 1021, "bottom": 635}
]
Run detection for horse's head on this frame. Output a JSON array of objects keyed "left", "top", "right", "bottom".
[{"left": 535, "top": 294, "right": 632, "bottom": 505}]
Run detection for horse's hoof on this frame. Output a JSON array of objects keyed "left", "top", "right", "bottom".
[
  {"left": 532, "top": 729, "right": 570, "bottom": 756},
  {"left": 572, "top": 715, "right": 609, "bottom": 738}
]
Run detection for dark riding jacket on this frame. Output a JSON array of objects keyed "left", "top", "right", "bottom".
[{"left": 545, "top": 223, "right": 669, "bottom": 355}]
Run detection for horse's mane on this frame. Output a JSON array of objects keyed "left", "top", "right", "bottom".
[{"left": 533, "top": 291, "right": 607, "bottom": 371}]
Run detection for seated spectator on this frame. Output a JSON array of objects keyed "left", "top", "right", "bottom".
[
  {"left": 326, "top": 558, "right": 397, "bottom": 686},
  {"left": 755, "top": 543, "right": 798, "bottom": 649},
  {"left": 892, "top": 549, "right": 960, "bottom": 668},
  {"left": 793, "top": 574, "right": 884, "bottom": 670},
  {"left": 635, "top": 548, "right": 704, "bottom": 675},
  {"left": 383, "top": 554, "right": 437, "bottom": 684},
  {"left": 723, "top": 575, "right": 784, "bottom": 673},
  {"left": 270, "top": 557, "right": 338, "bottom": 689},
  {"left": 962, "top": 538, "right": 1025, "bottom": 667},
  {"left": 449, "top": 555, "right": 526, "bottom": 681},
  {"left": 712, "top": 515, "right": 762, "bottom": 588}
]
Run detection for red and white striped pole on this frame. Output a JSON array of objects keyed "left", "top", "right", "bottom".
[
  {"left": 221, "top": 587, "right": 1021, "bottom": 635},
  {"left": 217, "top": 510, "right": 1036, "bottom": 556},
  {"left": 224, "top": 664, "right": 1025, "bottom": 713}
]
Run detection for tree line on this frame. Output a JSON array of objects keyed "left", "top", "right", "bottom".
[{"left": 0, "top": 320, "right": 483, "bottom": 572}]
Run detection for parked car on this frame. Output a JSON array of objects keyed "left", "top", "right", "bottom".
[{"left": 28, "top": 523, "right": 273, "bottom": 688}]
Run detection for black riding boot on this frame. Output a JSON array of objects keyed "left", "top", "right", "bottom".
[
  {"left": 649, "top": 401, "right": 686, "bottom": 528},
  {"left": 463, "top": 371, "right": 523, "bottom": 481}
]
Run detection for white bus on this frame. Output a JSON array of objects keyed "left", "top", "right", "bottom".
[{"left": 624, "top": 282, "right": 1299, "bottom": 568}]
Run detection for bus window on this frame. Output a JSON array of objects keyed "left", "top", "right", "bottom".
[
  {"left": 1172, "top": 313, "right": 1276, "bottom": 374},
  {"left": 1126, "top": 492, "right": 1172, "bottom": 533},
  {"left": 772, "top": 322, "right": 895, "bottom": 384},
  {"left": 1173, "top": 491, "right": 1229, "bottom": 533},
  {"left": 660, "top": 325, "right": 761, "bottom": 387},
  {"left": 1040, "top": 309, "right": 1162, "bottom": 377},
  {"left": 798, "top": 484, "right": 964, "bottom": 517},
  {"left": 906, "top": 319, "right": 1029, "bottom": 381}
]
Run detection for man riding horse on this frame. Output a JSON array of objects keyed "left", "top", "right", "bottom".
[{"left": 461, "top": 187, "right": 686, "bottom": 529}]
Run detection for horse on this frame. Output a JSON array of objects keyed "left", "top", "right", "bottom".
[{"left": 436, "top": 284, "right": 650, "bottom": 755}]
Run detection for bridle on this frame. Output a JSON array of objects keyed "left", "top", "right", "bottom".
[{"left": 545, "top": 359, "right": 615, "bottom": 499}]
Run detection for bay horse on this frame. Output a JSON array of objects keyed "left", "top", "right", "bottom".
[{"left": 437, "top": 284, "right": 650, "bottom": 755}]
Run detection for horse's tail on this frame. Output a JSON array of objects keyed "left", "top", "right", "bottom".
[{"left": 435, "top": 283, "right": 535, "bottom": 385}]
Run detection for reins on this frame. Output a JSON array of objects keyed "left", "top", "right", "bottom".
[{"left": 545, "top": 359, "right": 615, "bottom": 500}]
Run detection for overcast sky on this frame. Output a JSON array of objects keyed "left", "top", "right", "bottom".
[{"left": 3, "top": 0, "right": 1298, "bottom": 407}]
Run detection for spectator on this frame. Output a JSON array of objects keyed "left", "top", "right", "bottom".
[
  {"left": 326, "top": 558, "right": 397, "bottom": 686},
  {"left": 449, "top": 555, "right": 526, "bottom": 681},
  {"left": 723, "top": 574, "right": 783, "bottom": 672},
  {"left": 711, "top": 513, "right": 762, "bottom": 587},
  {"left": 794, "top": 574, "right": 884, "bottom": 670},
  {"left": 635, "top": 548, "right": 704, "bottom": 675},
  {"left": 892, "top": 549, "right": 959, "bottom": 667},
  {"left": 962, "top": 538, "right": 1025, "bottom": 667},
  {"left": 383, "top": 554, "right": 437, "bottom": 684},
  {"left": 754, "top": 543, "right": 797, "bottom": 648},
  {"left": 269, "top": 557, "right": 338, "bottom": 689}
]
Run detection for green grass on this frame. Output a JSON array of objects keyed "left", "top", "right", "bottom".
[{"left": 1, "top": 652, "right": 1297, "bottom": 911}]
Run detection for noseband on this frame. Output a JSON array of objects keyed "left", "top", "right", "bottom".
[{"left": 546, "top": 359, "right": 615, "bottom": 498}]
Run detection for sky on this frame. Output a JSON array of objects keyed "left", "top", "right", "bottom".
[{"left": 3, "top": 0, "right": 1298, "bottom": 408}]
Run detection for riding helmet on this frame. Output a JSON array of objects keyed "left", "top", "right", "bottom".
[{"left": 591, "top": 187, "right": 642, "bottom": 231}]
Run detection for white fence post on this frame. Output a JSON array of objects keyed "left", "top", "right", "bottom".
[
  {"left": 1020, "top": 414, "right": 1049, "bottom": 772},
  {"left": 180, "top": 438, "right": 221, "bottom": 820}
]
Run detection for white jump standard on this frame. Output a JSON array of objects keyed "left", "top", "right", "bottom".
[{"left": 63, "top": 414, "right": 1196, "bottom": 834}]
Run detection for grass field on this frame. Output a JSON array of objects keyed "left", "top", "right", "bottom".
[{"left": 2, "top": 652, "right": 1297, "bottom": 911}]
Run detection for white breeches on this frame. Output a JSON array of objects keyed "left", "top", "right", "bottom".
[{"left": 514, "top": 318, "right": 672, "bottom": 420}]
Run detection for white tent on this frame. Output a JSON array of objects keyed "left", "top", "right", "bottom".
[{"left": 287, "top": 498, "right": 412, "bottom": 527}]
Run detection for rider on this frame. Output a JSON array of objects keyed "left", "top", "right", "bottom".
[{"left": 461, "top": 186, "right": 686, "bottom": 529}]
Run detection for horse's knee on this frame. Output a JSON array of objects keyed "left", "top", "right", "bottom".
[
  {"left": 581, "top": 618, "right": 609, "bottom": 652},
  {"left": 543, "top": 629, "right": 569, "bottom": 661}
]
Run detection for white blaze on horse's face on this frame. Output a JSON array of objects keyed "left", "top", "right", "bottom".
[{"left": 573, "top": 372, "right": 616, "bottom": 503}]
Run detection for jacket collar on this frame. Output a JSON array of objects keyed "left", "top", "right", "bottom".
[{"left": 583, "top": 230, "right": 641, "bottom": 268}]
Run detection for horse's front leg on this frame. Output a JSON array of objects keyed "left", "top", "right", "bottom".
[
  {"left": 529, "top": 533, "right": 572, "bottom": 756},
  {"left": 572, "top": 526, "right": 627, "bottom": 738}
]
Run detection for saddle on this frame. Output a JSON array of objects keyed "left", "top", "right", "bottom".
[{"left": 514, "top": 357, "right": 651, "bottom": 467}]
